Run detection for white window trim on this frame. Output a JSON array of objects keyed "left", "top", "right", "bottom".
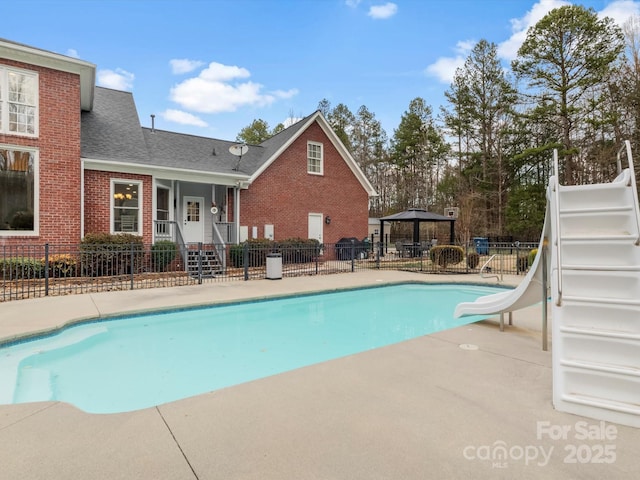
[
  {"left": 307, "top": 141, "right": 324, "bottom": 175},
  {"left": 110, "top": 178, "right": 143, "bottom": 236},
  {"left": 0, "top": 65, "right": 39, "bottom": 137},
  {"left": 0, "top": 144, "right": 39, "bottom": 237}
]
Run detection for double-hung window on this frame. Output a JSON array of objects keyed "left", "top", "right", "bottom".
[
  {"left": 0, "top": 66, "right": 38, "bottom": 136},
  {"left": 0, "top": 146, "right": 38, "bottom": 234},
  {"left": 112, "top": 180, "right": 142, "bottom": 234},
  {"left": 307, "top": 141, "right": 323, "bottom": 175}
]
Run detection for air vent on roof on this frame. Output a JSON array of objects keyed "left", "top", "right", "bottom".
[{"left": 150, "top": 114, "right": 155, "bottom": 133}]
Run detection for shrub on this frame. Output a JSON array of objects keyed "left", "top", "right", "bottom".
[
  {"left": 0, "top": 257, "right": 44, "bottom": 279},
  {"left": 229, "top": 238, "right": 272, "bottom": 268},
  {"left": 277, "top": 238, "right": 321, "bottom": 264},
  {"left": 229, "top": 238, "right": 321, "bottom": 267},
  {"left": 466, "top": 252, "right": 480, "bottom": 269},
  {"left": 45, "top": 254, "right": 78, "bottom": 277},
  {"left": 430, "top": 245, "right": 464, "bottom": 269},
  {"left": 517, "top": 256, "right": 529, "bottom": 273},
  {"left": 151, "top": 241, "right": 177, "bottom": 272},
  {"left": 80, "top": 233, "right": 145, "bottom": 276}
]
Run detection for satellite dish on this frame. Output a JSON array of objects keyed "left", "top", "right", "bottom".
[{"left": 229, "top": 144, "right": 249, "bottom": 171}]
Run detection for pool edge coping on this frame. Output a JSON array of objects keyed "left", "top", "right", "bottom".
[{"left": 0, "top": 279, "right": 514, "bottom": 348}]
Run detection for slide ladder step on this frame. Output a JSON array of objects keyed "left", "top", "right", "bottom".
[
  {"left": 560, "top": 234, "right": 636, "bottom": 241},
  {"left": 561, "top": 393, "right": 640, "bottom": 417},
  {"left": 560, "top": 326, "right": 640, "bottom": 340},
  {"left": 562, "top": 295, "right": 640, "bottom": 306},
  {"left": 561, "top": 264, "right": 640, "bottom": 271},
  {"left": 560, "top": 206, "right": 632, "bottom": 215},
  {"left": 561, "top": 359, "right": 640, "bottom": 378}
]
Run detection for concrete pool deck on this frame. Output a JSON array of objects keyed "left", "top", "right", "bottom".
[{"left": 1, "top": 271, "right": 639, "bottom": 479}]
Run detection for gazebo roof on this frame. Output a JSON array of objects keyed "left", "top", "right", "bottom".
[{"left": 379, "top": 208, "right": 453, "bottom": 222}]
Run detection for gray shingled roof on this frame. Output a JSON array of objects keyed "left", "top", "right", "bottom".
[
  {"left": 81, "top": 87, "right": 317, "bottom": 177},
  {"left": 81, "top": 87, "right": 149, "bottom": 163},
  {"left": 141, "top": 128, "right": 262, "bottom": 176}
]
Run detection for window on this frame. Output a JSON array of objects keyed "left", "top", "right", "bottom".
[
  {"left": 112, "top": 180, "right": 142, "bottom": 234},
  {"left": 0, "top": 146, "right": 37, "bottom": 234},
  {"left": 307, "top": 141, "right": 323, "bottom": 174},
  {"left": 156, "top": 186, "right": 170, "bottom": 235},
  {"left": 0, "top": 67, "right": 38, "bottom": 136}
]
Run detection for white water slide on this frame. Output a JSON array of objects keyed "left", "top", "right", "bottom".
[{"left": 455, "top": 141, "right": 640, "bottom": 428}]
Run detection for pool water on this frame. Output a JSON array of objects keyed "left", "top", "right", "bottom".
[{"left": 0, "top": 283, "right": 506, "bottom": 414}]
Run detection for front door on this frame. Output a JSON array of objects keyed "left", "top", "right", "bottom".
[
  {"left": 182, "top": 196, "right": 204, "bottom": 243},
  {"left": 308, "top": 213, "right": 323, "bottom": 243}
]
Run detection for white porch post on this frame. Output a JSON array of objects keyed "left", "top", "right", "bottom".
[{"left": 235, "top": 185, "right": 240, "bottom": 244}]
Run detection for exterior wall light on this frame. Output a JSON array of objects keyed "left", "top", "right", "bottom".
[{"left": 325, "top": 216, "right": 331, "bottom": 224}]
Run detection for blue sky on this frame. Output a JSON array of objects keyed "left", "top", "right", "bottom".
[{"left": 4, "top": 0, "right": 640, "bottom": 142}]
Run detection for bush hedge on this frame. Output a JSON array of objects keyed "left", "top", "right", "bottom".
[
  {"left": 151, "top": 241, "right": 177, "bottom": 272},
  {"left": 430, "top": 245, "right": 464, "bottom": 269},
  {"left": 46, "top": 254, "right": 78, "bottom": 277},
  {"left": 0, "top": 257, "right": 44, "bottom": 279},
  {"left": 466, "top": 252, "right": 480, "bottom": 269},
  {"left": 80, "top": 233, "right": 145, "bottom": 276},
  {"left": 229, "top": 238, "right": 321, "bottom": 268}
]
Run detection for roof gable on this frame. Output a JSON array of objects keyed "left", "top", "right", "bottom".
[{"left": 249, "top": 111, "right": 377, "bottom": 196}]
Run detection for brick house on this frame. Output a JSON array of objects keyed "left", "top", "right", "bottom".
[{"left": 0, "top": 39, "right": 376, "bottom": 253}]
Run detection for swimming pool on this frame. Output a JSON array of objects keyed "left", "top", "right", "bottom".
[{"left": 0, "top": 283, "right": 507, "bottom": 414}]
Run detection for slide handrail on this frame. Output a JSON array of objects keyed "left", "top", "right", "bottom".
[
  {"left": 553, "top": 149, "right": 563, "bottom": 306},
  {"left": 618, "top": 140, "right": 640, "bottom": 246},
  {"left": 479, "top": 254, "right": 500, "bottom": 281}
]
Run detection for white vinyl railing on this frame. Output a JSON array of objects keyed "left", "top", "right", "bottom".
[
  {"left": 618, "top": 140, "right": 640, "bottom": 246},
  {"left": 552, "top": 149, "right": 563, "bottom": 306}
]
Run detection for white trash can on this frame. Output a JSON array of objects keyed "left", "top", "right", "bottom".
[{"left": 266, "top": 253, "right": 282, "bottom": 280}]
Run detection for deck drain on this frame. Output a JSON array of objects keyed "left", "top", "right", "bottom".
[{"left": 459, "top": 344, "right": 479, "bottom": 351}]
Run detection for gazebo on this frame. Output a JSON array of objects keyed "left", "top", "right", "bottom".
[{"left": 378, "top": 208, "right": 455, "bottom": 254}]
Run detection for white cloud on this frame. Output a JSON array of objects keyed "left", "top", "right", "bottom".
[
  {"left": 345, "top": 0, "right": 361, "bottom": 7},
  {"left": 66, "top": 49, "right": 79, "bottom": 59},
  {"left": 599, "top": 0, "right": 640, "bottom": 26},
  {"left": 170, "top": 61, "right": 298, "bottom": 114},
  {"left": 199, "top": 62, "right": 251, "bottom": 82},
  {"left": 368, "top": 2, "right": 398, "bottom": 19},
  {"left": 170, "top": 58, "right": 205, "bottom": 74},
  {"left": 161, "top": 109, "right": 208, "bottom": 127},
  {"left": 96, "top": 68, "right": 135, "bottom": 91},
  {"left": 283, "top": 116, "right": 302, "bottom": 128},
  {"left": 424, "top": 40, "right": 474, "bottom": 83}
]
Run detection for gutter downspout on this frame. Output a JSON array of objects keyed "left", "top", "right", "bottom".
[{"left": 80, "top": 159, "right": 85, "bottom": 239}]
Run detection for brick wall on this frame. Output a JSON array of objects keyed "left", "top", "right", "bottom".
[
  {"left": 239, "top": 121, "right": 369, "bottom": 244},
  {"left": 0, "top": 59, "right": 81, "bottom": 246},
  {"left": 84, "top": 170, "right": 154, "bottom": 244}
]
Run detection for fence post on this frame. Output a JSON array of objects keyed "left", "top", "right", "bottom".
[
  {"left": 465, "top": 242, "right": 469, "bottom": 274},
  {"left": 243, "top": 242, "right": 249, "bottom": 281},
  {"left": 315, "top": 243, "right": 319, "bottom": 274},
  {"left": 197, "top": 242, "right": 203, "bottom": 285},
  {"left": 376, "top": 241, "right": 380, "bottom": 269},
  {"left": 130, "top": 242, "right": 135, "bottom": 290},
  {"left": 44, "top": 243, "right": 50, "bottom": 296},
  {"left": 350, "top": 239, "right": 355, "bottom": 272},
  {"left": 515, "top": 241, "right": 520, "bottom": 274}
]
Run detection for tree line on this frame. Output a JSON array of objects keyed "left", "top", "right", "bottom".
[{"left": 237, "top": 5, "right": 640, "bottom": 243}]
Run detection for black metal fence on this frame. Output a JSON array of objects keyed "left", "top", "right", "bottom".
[{"left": 1, "top": 240, "right": 539, "bottom": 302}]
